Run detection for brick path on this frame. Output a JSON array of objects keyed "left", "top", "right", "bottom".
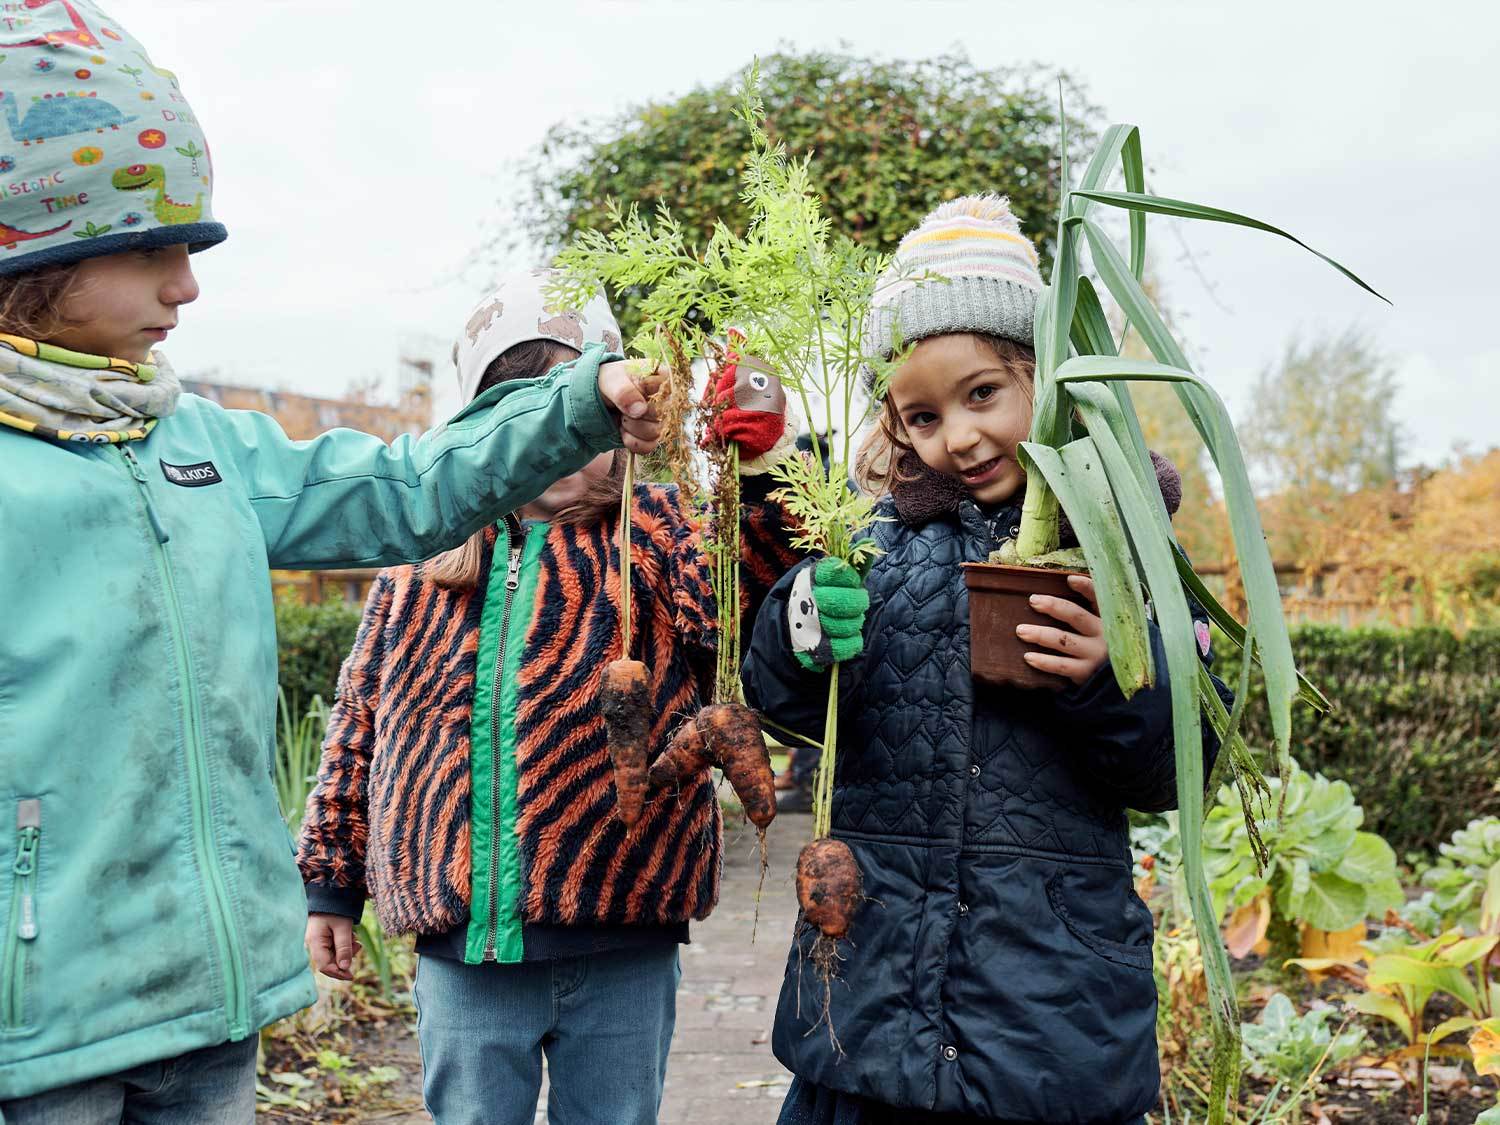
[{"left": 654, "top": 810, "right": 804, "bottom": 1123}]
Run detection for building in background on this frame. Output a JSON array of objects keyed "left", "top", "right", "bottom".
[{"left": 182, "top": 355, "right": 434, "bottom": 445}]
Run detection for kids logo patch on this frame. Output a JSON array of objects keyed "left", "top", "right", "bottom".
[
  {"left": 159, "top": 458, "right": 221, "bottom": 487},
  {"left": 1195, "top": 619, "right": 1212, "bottom": 657}
]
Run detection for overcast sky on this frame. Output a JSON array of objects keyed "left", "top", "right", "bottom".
[{"left": 128, "top": 0, "right": 1496, "bottom": 467}]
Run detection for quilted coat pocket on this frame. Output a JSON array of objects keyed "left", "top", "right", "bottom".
[{"left": 1045, "top": 867, "right": 1154, "bottom": 971}]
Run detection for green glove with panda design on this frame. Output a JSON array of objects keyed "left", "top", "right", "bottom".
[{"left": 788, "top": 556, "right": 870, "bottom": 671}]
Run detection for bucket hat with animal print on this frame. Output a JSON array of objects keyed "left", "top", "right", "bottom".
[
  {"left": 0, "top": 0, "right": 224, "bottom": 276},
  {"left": 452, "top": 269, "right": 623, "bottom": 402}
]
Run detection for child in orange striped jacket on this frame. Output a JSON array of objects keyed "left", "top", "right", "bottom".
[{"left": 297, "top": 272, "right": 802, "bottom": 1125}]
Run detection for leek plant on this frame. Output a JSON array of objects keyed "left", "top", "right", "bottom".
[{"left": 1004, "top": 108, "right": 1386, "bottom": 1121}]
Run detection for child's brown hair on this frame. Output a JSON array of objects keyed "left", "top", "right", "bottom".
[
  {"left": 423, "top": 338, "right": 625, "bottom": 590},
  {"left": 855, "top": 333, "right": 1037, "bottom": 495},
  {"left": 0, "top": 264, "right": 79, "bottom": 340}
]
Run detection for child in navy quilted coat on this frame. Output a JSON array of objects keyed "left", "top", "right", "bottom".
[{"left": 744, "top": 196, "right": 1227, "bottom": 1125}]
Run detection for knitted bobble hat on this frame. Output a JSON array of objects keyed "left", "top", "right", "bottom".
[
  {"left": 862, "top": 194, "right": 1042, "bottom": 395},
  {"left": 0, "top": 0, "right": 224, "bottom": 278}
]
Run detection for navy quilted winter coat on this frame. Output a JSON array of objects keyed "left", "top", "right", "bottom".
[{"left": 744, "top": 489, "right": 1223, "bottom": 1124}]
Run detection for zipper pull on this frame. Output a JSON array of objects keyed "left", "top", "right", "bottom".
[
  {"left": 119, "top": 447, "right": 170, "bottom": 544},
  {"left": 13, "top": 800, "right": 39, "bottom": 941},
  {"left": 503, "top": 515, "right": 523, "bottom": 590},
  {"left": 15, "top": 831, "right": 37, "bottom": 941}
]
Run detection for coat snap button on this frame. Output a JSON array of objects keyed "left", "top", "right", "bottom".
[
  {"left": 942, "top": 1045, "right": 958, "bottom": 1061},
  {"left": 958, "top": 902, "right": 969, "bottom": 915},
  {"left": 969, "top": 764, "right": 980, "bottom": 778}
]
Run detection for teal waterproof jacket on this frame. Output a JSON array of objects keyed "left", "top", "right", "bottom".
[{"left": 0, "top": 347, "right": 622, "bottom": 1100}]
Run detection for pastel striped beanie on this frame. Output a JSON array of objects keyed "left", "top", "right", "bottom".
[{"left": 863, "top": 195, "right": 1042, "bottom": 394}]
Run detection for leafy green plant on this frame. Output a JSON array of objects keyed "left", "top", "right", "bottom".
[
  {"left": 1205, "top": 758, "right": 1403, "bottom": 934},
  {"left": 256, "top": 1069, "right": 314, "bottom": 1113},
  {"left": 1241, "top": 993, "right": 1365, "bottom": 1092},
  {"left": 1291, "top": 922, "right": 1498, "bottom": 1058},
  {"left": 274, "top": 596, "right": 362, "bottom": 713},
  {"left": 275, "top": 690, "right": 328, "bottom": 832},
  {"left": 1418, "top": 818, "right": 1500, "bottom": 933},
  {"left": 354, "top": 902, "right": 410, "bottom": 1006}
]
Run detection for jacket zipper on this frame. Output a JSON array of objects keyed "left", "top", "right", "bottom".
[
  {"left": 2, "top": 799, "right": 40, "bottom": 1030},
  {"left": 117, "top": 445, "right": 249, "bottom": 1038},
  {"left": 483, "top": 514, "right": 524, "bottom": 961}
]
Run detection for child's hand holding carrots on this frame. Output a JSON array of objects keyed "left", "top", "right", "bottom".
[{"left": 599, "top": 360, "right": 667, "bottom": 455}]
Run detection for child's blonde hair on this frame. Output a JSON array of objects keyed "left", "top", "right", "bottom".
[
  {"left": 856, "top": 333, "right": 1037, "bottom": 495},
  {"left": 0, "top": 264, "right": 79, "bottom": 340}
]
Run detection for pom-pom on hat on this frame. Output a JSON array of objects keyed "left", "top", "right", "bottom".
[
  {"left": 452, "top": 270, "right": 623, "bottom": 403},
  {"left": 862, "top": 194, "right": 1042, "bottom": 394},
  {"left": 0, "top": 0, "right": 225, "bottom": 277}
]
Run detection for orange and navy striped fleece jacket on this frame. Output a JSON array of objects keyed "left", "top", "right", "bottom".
[{"left": 295, "top": 478, "right": 802, "bottom": 938}]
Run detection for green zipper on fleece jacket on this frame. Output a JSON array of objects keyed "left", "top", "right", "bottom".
[
  {"left": 465, "top": 518, "right": 546, "bottom": 964},
  {"left": 117, "top": 445, "right": 249, "bottom": 1037}
]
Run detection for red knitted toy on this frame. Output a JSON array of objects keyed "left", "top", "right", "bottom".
[{"left": 704, "top": 331, "right": 786, "bottom": 458}]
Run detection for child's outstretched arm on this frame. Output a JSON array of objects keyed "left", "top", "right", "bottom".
[
  {"left": 209, "top": 345, "right": 660, "bottom": 569},
  {"left": 296, "top": 573, "right": 390, "bottom": 977}
]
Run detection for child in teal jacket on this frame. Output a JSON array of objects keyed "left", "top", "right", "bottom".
[{"left": 0, "top": 5, "right": 659, "bottom": 1120}]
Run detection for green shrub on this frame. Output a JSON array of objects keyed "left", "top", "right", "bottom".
[
  {"left": 1214, "top": 626, "right": 1500, "bottom": 855},
  {"left": 274, "top": 597, "right": 363, "bottom": 713}
]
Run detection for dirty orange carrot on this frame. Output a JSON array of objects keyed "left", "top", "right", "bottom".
[
  {"left": 603, "top": 658, "right": 650, "bottom": 827},
  {"left": 647, "top": 704, "right": 776, "bottom": 831},
  {"left": 698, "top": 703, "right": 776, "bottom": 831},
  {"left": 648, "top": 715, "right": 712, "bottom": 790},
  {"left": 796, "top": 838, "right": 862, "bottom": 940}
]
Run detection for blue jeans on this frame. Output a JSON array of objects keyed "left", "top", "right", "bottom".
[
  {"left": 414, "top": 944, "right": 680, "bottom": 1125},
  {"left": 0, "top": 1036, "right": 257, "bottom": 1125}
]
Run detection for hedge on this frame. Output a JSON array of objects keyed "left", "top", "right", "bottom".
[
  {"left": 1215, "top": 626, "right": 1500, "bottom": 856},
  {"left": 275, "top": 597, "right": 363, "bottom": 714}
]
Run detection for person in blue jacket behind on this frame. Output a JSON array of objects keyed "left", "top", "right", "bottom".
[
  {"left": 744, "top": 196, "right": 1229, "bottom": 1125},
  {"left": 0, "top": 6, "right": 661, "bottom": 1121}
]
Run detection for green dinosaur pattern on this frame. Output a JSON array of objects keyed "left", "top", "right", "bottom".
[
  {"left": 0, "top": 0, "right": 221, "bottom": 270},
  {"left": 110, "top": 162, "right": 202, "bottom": 225}
]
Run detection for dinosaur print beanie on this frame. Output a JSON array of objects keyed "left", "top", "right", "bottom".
[
  {"left": 453, "top": 269, "right": 622, "bottom": 403},
  {"left": 0, "top": 0, "right": 223, "bottom": 278}
]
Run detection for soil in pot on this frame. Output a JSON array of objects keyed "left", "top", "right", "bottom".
[{"left": 962, "top": 562, "right": 1091, "bottom": 692}]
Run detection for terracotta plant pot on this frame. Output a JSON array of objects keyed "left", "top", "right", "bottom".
[{"left": 962, "top": 562, "right": 1091, "bottom": 691}]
